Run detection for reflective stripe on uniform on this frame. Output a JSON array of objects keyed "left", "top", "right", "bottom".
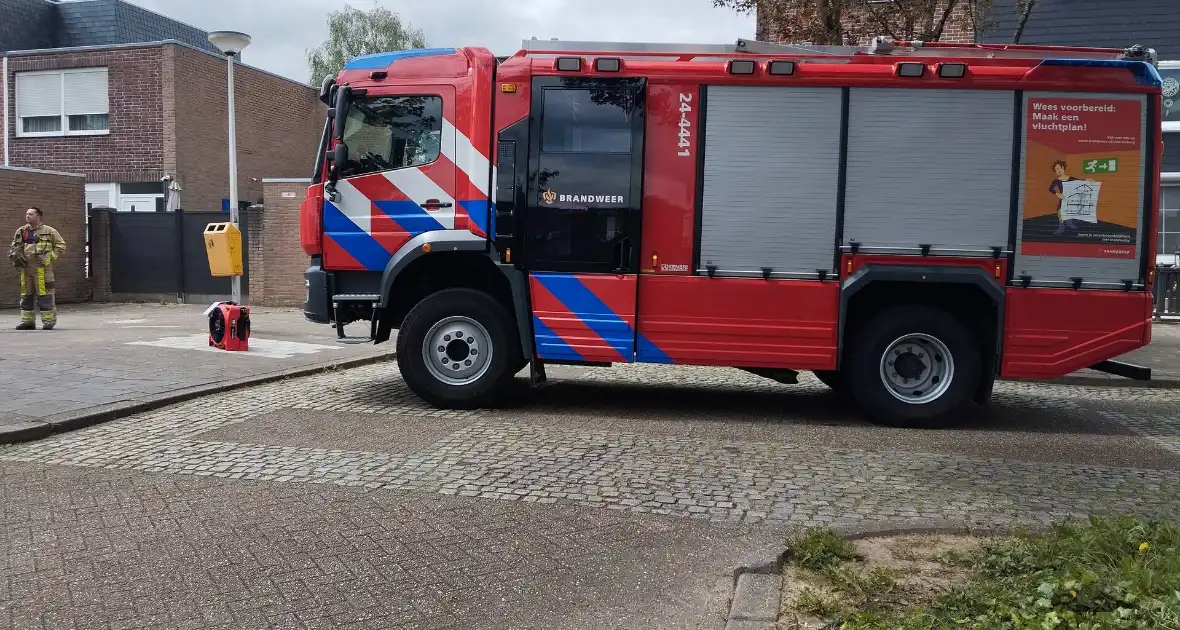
[
  {"left": 36, "top": 267, "right": 46, "bottom": 297},
  {"left": 19, "top": 272, "right": 26, "bottom": 294}
]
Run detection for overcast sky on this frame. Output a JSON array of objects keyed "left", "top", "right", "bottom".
[{"left": 124, "top": 0, "right": 756, "bottom": 84}]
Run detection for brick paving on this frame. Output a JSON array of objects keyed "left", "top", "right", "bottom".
[{"left": 2, "top": 362, "right": 1179, "bottom": 628}]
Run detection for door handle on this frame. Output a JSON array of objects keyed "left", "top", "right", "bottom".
[{"left": 422, "top": 198, "right": 453, "bottom": 210}]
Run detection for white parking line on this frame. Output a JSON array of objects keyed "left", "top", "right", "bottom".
[{"left": 127, "top": 334, "right": 344, "bottom": 359}]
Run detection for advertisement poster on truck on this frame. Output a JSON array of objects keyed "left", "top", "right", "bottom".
[{"left": 1020, "top": 95, "right": 1144, "bottom": 259}]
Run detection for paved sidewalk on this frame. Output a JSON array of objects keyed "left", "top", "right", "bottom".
[{"left": 0, "top": 303, "right": 392, "bottom": 443}]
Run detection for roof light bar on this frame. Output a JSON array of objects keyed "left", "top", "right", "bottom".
[
  {"left": 556, "top": 57, "right": 582, "bottom": 72},
  {"left": 595, "top": 57, "right": 621, "bottom": 72},
  {"left": 897, "top": 62, "right": 926, "bottom": 78},
  {"left": 768, "top": 60, "right": 795, "bottom": 76},
  {"left": 728, "top": 59, "right": 756, "bottom": 75},
  {"left": 937, "top": 63, "right": 966, "bottom": 78}
]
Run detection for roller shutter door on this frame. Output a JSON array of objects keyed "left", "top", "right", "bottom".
[{"left": 698, "top": 86, "right": 842, "bottom": 278}]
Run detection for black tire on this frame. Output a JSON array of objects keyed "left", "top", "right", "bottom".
[
  {"left": 396, "top": 288, "right": 521, "bottom": 409},
  {"left": 812, "top": 370, "right": 844, "bottom": 391},
  {"left": 845, "top": 305, "right": 981, "bottom": 428}
]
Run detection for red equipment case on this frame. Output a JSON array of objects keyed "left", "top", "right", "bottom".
[{"left": 208, "top": 302, "right": 250, "bottom": 351}]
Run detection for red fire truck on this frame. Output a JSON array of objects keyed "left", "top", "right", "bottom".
[{"left": 299, "top": 36, "right": 1162, "bottom": 426}]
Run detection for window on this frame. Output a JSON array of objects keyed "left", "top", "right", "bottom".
[
  {"left": 541, "top": 88, "right": 634, "bottom": 154},
  {"left": 1161, "top": 185, "right": 1180, "bottom": 264},
  {"left": 339, "top": 95, "right": 442, "bottom": 178},
  {"left": 1161, "top": 62, "right": 1180, "bottom": 133},
  {"left": 16, "top": 68, "right": 110, "bottom": 136}
]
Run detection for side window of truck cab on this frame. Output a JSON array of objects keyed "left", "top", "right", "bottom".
[{"left": 339, "top": 95, "right": 443, "bottom": 178}]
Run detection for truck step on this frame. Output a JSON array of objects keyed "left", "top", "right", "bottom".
[
  {"left": 335, "top": 336, "right": 372, "bottom": 345},
  {"left": 333, "top": 293, "right": 381, "bottom": 303}
]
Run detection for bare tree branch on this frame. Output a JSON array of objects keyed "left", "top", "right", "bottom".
[
  {"left": 930, "top": 0, "right": 961, "bottom": 41},
  {"left": 1013, "top": 0, "right": 1038, "bottom": 43}
]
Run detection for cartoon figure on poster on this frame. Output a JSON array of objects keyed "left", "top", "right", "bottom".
[
  {"left": 1020, "top": 96, "right": 1142, "bottom": 259},
  {"left": 1048, "top": 159, "right": 1100, "bottom": 234}
]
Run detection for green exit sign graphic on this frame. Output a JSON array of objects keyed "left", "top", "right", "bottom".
[{"left": 1083, "top": 158, "right": 1118, "bottom": 174}]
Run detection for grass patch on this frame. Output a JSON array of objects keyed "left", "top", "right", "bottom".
[
  {"left": 779, "top": 516, "right": 1180, "bottom": 630},
  {"left": 787, "top": 527, "right": 860, "bottom": 571}
]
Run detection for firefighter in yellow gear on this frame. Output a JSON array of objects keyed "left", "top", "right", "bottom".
[{"left": 8, "top": 207, "right": 67, "bottom": 330}]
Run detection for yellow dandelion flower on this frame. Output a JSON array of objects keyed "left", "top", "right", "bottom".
[{"left": 1139, "top": 542, "right": 1151, "bottom": 553}]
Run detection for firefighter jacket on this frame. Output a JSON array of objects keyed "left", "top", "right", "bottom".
[{"left": 9, "top": 224, "right": 67, "bottom": 281}]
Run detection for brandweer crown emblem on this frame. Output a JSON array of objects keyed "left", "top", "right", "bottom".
[{"left": 541, "top": 189, "right": 557, "bottom": 205}]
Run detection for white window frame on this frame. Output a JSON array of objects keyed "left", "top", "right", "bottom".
[
  {"left": 1160, "top": 60, "right": 1180, "bottom": 133},
  {"left": 15, "top": 67, "right": 110, "bottom": 138}
]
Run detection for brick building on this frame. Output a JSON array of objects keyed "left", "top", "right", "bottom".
[
  {"left": 1, "top": 0, "right": 324, "bottom": 217},
  {"left": 757, "top": 0, "right": 1180, "bottom": 262}
]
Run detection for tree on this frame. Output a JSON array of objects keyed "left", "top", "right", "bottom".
[
  {"left": 1011, "top": 0, "right": 1039, "bottom": 43},
  {"left": 716, "top": 0, "right": 1036, "bottom": 46},
  {"left": 306, "top": 4, "right": 428, "bottom": 85}
]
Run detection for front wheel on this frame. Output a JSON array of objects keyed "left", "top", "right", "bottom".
[
  {"left": 845, "top": 305, "right": 981, "bottom": 428},
  {"left": 396, "top": 289, "right": 521, "bottom": 409}
]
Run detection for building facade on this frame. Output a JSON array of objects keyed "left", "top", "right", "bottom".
[
  {"left": 2, "top": 0, "right": 324, "bottom": 216},
  {"left": 756, "top": 0, "right": 1180, "bottom": 263}
]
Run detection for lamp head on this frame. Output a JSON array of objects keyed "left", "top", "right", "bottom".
[{"left": 208, "top": 30, "right": 251, "bottom": 56}]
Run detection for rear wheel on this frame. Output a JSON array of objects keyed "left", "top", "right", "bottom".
[
  {"left": 396, "top": 288, "right": 521, "bottom": 409},
  {"left": 845, "top": 305, "right": 980, "bottom": 428}
]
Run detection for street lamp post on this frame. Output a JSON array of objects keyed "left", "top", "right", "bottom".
[{"left": 207, "top": 30, "right": 251, "bottom": 305}]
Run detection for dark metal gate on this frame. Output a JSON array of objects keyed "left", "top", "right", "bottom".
[{"left": 103, "top": 209, "right": 250, "bottom": 302}]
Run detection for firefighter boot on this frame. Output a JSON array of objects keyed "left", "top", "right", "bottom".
[
  {"left": 17, "top": 273, "right": 35, "bottom": 329},
  {"left": 35, "top": 270, "right": 56, "bottom": 330}
]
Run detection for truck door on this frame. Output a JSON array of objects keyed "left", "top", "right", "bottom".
[
  {"left": 323, "top": 86, "right": 457, "bottom": 271},
  {"left": 520, "top": 77, "right": 645, "bottom": 363}
]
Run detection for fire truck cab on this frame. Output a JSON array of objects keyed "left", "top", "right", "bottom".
[{"left": 300, "top": 36, "right": 1162, "bottom": 427}]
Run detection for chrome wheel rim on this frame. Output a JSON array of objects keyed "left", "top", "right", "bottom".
[
  {"left": 879, "top": 333, "right": 954, "bottom": 405},
  {"left": 422, "top": 316, "right": 493, "bottom": 386}
]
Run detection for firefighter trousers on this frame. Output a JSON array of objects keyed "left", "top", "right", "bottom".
[{"left": 18, "top": 268, "right": 56, "bottom": 326}]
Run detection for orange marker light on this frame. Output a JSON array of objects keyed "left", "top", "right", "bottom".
[
  {"left": 505, "top": 248, "right": 512, "bottom": 263},
  {"left": 422, "top": 243, "right": 432, "bottom": 254}
]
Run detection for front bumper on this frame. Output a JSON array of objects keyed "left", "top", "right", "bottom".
[{"left": 304, "top": 259, "right": 331, "bottom": 324}]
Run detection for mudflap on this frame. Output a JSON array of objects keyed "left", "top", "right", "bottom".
[
  {"left": 529, "top": 359, "right": 549, "bottom": 388},
  {"left": 975, "top": 353, "right": 997, "bottom": 405}
]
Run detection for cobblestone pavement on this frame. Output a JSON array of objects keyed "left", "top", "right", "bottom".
[{"left": 2, "top": 363, "right": 1179, "bottom": 629}]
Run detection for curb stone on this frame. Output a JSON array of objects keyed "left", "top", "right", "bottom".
[
  {"left": 725, "top": 552, "right": 787, "bottom": 630},
  {"left": 0, "top": 352, "right": 395, "bottom": 445}
]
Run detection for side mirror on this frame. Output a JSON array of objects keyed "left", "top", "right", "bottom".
[
  {"left": 319, "top": 76, "right": 337, "bottom": 105},
  {"left": 327, "top": 143, "right": 348, "bottom": 186},
  {"left": 333, "top": 85, "right": 350, "bottom": 141}
]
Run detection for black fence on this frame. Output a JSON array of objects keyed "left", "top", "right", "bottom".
[
  {"left": 100, "top": 208, "right": 250, "bottom": 302},
  {"left": 1155, "top": 266, "right": 1180, "bottom": 318}
]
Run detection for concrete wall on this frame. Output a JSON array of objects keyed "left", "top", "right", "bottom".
[{"left": 0, "top": 166, "right": 88, "bottom": 308}]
